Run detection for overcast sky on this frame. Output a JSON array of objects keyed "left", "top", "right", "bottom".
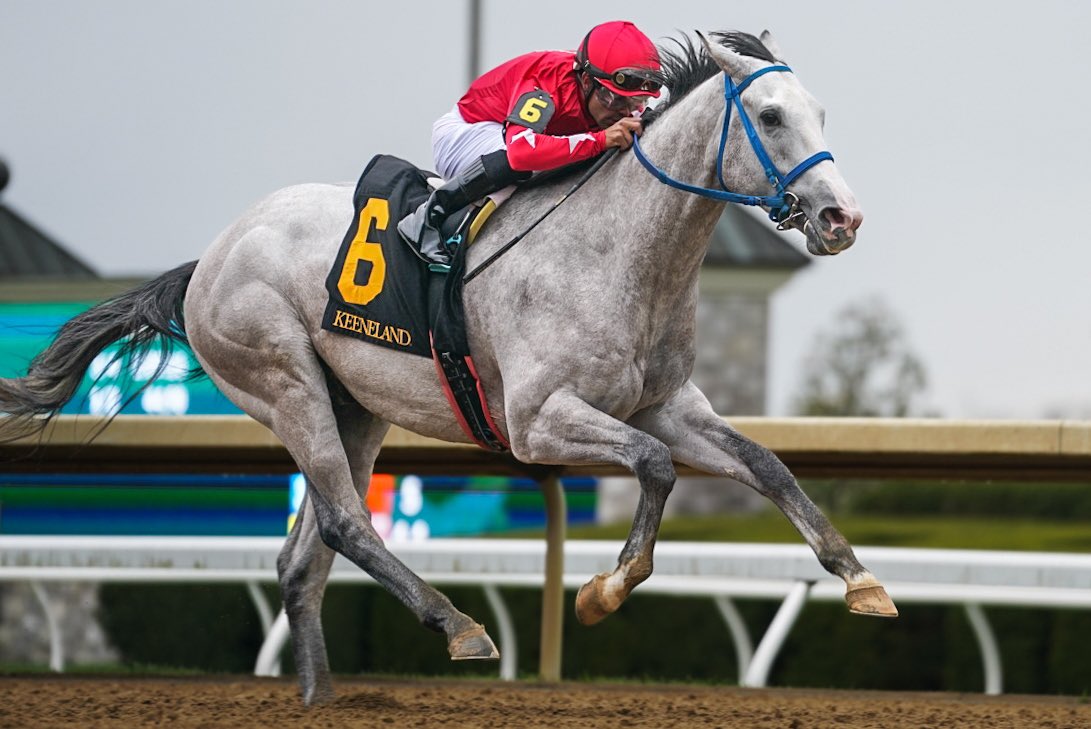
[{"left": 3, "top": 1, "right": 1090, "bottom": 419}]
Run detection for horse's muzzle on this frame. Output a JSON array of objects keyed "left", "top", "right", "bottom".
[{"left": 808, "top": 204, "right": 862, "bottom": 255}]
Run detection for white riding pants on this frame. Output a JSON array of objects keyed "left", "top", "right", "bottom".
[
  {"left": 432, "top": 106, "right": 505, "bottom": 178},
  {"left": 431, "top": 106, "right": 516, "bottom": 205}
]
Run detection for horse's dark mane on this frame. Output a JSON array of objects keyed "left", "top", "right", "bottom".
[
  {"left": 643, "top": 31, "right": 777, "bottom": 126},
  {"left": 716, "top": 31, "right": 779, "bottom": 64}
]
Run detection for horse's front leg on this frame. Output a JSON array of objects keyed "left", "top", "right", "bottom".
[
  {"left": 629, "top": 382, "right": 898, "bottom": 618},
  {"left": 510, "top": 391, "right": 676, "bottom": 625}
]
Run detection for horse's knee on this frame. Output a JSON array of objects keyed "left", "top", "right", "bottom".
[{"left": 632, "top": 437, "right": 676, "bottom": 497}]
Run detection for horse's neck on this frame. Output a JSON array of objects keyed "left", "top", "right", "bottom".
[{"left": 609, "top": 75, "right": 728, "bottom": 292}]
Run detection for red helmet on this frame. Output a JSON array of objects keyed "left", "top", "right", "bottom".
[{"left": 576, "top": 21, "right": 662, "bottom": 98}]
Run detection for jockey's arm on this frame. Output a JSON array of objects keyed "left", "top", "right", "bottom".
[
  {"left": 500, "top": 80, "right": 607, "bottom": 172},
  {"left": 503, "top": 122, "right": 606, "bottom": 172}
]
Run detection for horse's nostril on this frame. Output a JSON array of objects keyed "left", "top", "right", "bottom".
[
  {"left": 821, "top": 206, "right": 864, "bottom": 232},
  {"left": 822, "top": 207, "right": 847, "bottom": 228}
]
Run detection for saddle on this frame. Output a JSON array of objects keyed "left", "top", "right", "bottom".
[{"left": 321, "top": 155, "right": 508, "bottom": 451}]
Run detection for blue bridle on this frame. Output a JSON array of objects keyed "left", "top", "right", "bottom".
[{"left": 632, "top": 64, "right": 834, "bottom": 227}]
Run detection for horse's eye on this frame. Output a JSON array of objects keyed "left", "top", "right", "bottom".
[{"left": 760, "top": 110, "right": 781, "bottom": 127}]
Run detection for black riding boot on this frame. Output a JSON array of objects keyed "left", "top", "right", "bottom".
[{"left": 398, "top": 150, "right": 528, "bottom": 265}]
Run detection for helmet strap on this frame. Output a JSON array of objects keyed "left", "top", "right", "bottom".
[
  {"left": 576, "top": 29, "right": 593, "bottom": 70},
  {"left": 577, "top": 71, "right": 596, "bottom": 115}
]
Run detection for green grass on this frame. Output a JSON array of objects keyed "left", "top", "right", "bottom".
[{"left": 532, "top": 512, "right": 1091, "bottom": 552}]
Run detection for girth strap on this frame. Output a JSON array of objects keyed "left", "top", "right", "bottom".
[{"left": 431, "top": 340, "right": 510, "bottom": 452}]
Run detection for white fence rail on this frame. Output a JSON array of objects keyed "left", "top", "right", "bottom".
[
  {"left": 4, "top": 535, "right": 1091, "bottom": 694},
  {"left": 4, "top": 415, "right": 1091, "bottom": 689}
]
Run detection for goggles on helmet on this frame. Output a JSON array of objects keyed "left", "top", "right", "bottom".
[
  {"left": 583, "top": 65, "right": 662, "bottom": 94},
  {"left": 592, "top": 83, "right": 651, "bottom": 113}
]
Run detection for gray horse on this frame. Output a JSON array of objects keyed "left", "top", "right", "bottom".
[{"left": 0, "top": 31, "right": 895, "bottom": 703}]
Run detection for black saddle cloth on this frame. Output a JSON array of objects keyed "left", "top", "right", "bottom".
[
  {"left": 321, "top": 154, "right": 438, "bottom": 358},
  {"left": 321, "top": 154, "right": 503, "bottom": 450}
]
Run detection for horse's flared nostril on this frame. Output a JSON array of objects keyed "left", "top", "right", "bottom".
[{"left": 821, "top": 206, "right": 864, "bottom": 234}]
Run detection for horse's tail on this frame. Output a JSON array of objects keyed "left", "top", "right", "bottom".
[{"left": 0, "top": 260, "right": 199, "bottom": 441}]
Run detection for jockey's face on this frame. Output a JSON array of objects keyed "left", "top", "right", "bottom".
[{"left": 581, "top": 74, "right": 647, "bottom": 128}]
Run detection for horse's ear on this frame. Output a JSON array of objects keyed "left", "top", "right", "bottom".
[
  {"left": 759, "top": 30, "right": 786, "bottom": 62},
  {"left": 696, "top": 31, "right": 750, "bottom": 80}
]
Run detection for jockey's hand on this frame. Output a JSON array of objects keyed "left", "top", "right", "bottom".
[{"left": 604, "top": 117, "right": 643, "bottom": 150}]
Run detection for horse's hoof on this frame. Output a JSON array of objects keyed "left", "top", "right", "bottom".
[
  {"left": 301, "top": 684, "right": 335, "bottom": 707},
  {"left": 846, "top": 582, "right": 899, "bottom": 618},
  {"left": 574, "top": 573, "right": 620, "bottom": 626},
  {"left": 448, "top": 623, "right": 499, "bottom": 661}
]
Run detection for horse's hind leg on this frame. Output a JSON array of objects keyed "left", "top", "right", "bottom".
[
  {"left": 631, "top": 382, "right": 898, "bottom": 618},
  {"left": 275, "top": 389, "right": 388, "bottom": 705},
  {"left": 277, "top": 487, "right": 336, "bottom": 704},
  {"left": 187, "top": 314, "right": 497, "bottom": 705}
]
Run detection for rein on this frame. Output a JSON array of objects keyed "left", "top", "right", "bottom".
[
  {"left": 464, "top": 65, "right": 832, "bottom": 283},
  {"left": 632, "top": 65, "right": 832, "bottom": 229},
  {"left": 463, "top": 147, "right": 619, "bottom": 284}
]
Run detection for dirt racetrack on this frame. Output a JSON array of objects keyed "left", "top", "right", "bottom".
[{"left": 3, "top": 675, "right": 1090, "bottom": 729}]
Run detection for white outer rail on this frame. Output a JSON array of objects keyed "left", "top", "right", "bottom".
[
  {"left": 3, "top": 537, "right": 1091, "bottom": 693},
  {"left": 6, "top": 413, "right": 1091, "bottom": 687}
]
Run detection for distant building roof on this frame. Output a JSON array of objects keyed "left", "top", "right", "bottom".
[
  {"left": 0, "top": 160, "right": 98, "bottom": 279},
  {"left": 704, "top": 206, "right": 810, "bottom": 270}
]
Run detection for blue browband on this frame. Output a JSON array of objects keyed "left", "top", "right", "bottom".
[{"left": 632, "top": 64, "right": 834, "bottom": 224}]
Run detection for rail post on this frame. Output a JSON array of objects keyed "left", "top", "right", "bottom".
[{"left": 538, "top": 472, "right": 566, "bottom": 681}]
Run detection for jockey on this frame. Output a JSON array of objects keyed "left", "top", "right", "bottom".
[{"left": 398, "top": 20, "right": 663, "bottom": 265}]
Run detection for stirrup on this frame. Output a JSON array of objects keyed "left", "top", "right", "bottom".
[
  {"left": 398, "top": 198, "right": 453, "bottom": 266},
  {"left": 397, "top": 200, "right": 430, "bottom": 246},
  {"left": 441, "top": 207, "right": 476, "bottom": 248}
]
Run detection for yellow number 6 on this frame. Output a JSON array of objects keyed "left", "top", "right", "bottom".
[
  {"left": 519, "top": 97, "right": 548, "bottom": 124},
  {"left": 337, "top": 197, "right": 389, "bottom": 306}
]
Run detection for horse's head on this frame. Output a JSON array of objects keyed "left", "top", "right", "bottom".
[{"left": 701, "top": 31, "right": 862, "bottom": 255}]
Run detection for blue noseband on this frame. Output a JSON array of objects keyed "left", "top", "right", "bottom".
[{"left": 632, "top": 65, "right": 833, "bottom": 225}]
